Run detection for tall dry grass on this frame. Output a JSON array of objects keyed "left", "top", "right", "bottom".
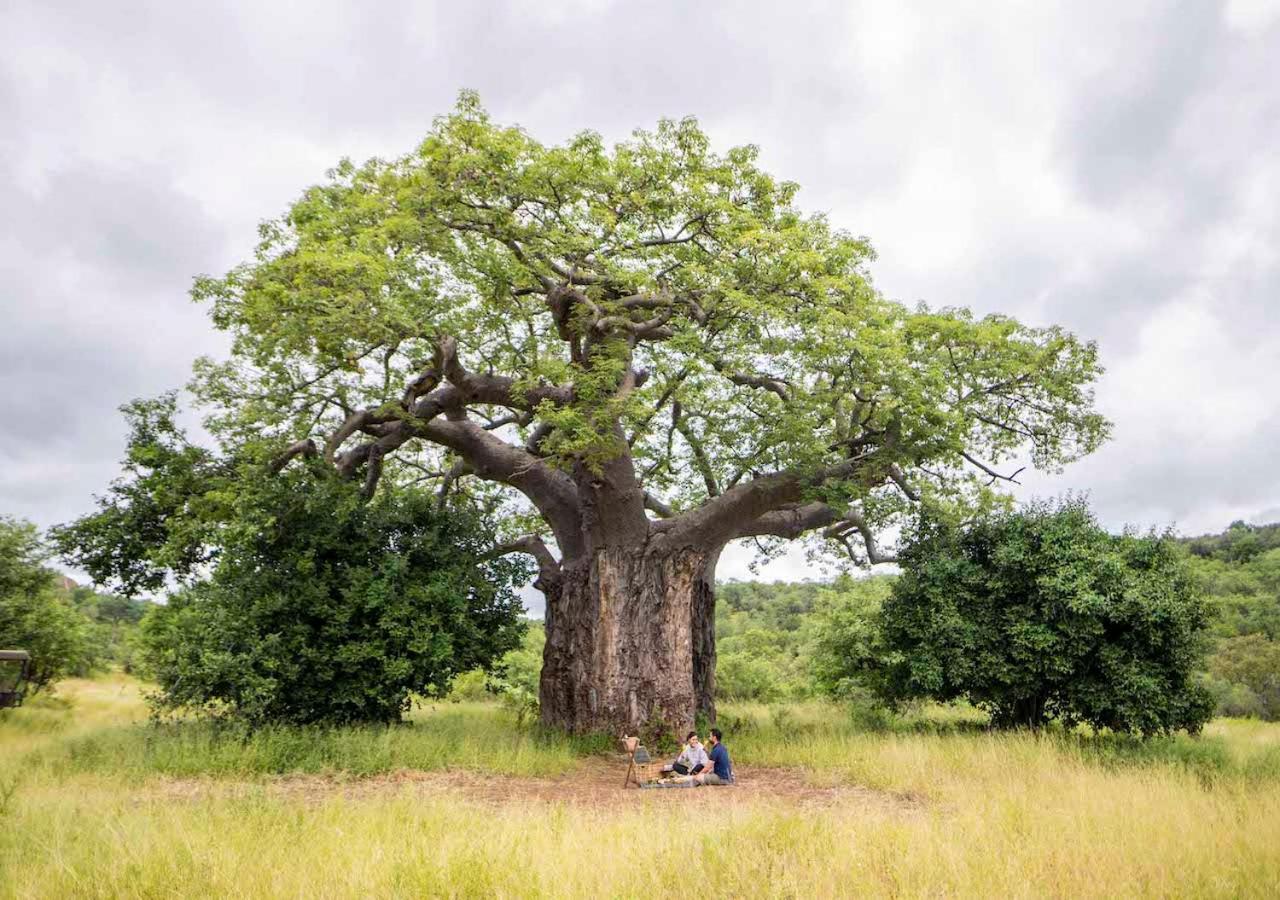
[{"left": 2, "top": 676, "right": 1278, "bottom": 897}]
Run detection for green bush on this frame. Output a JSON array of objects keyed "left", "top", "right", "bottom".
[
  {"left": 716, "top": 651, "right": 784, "bottom": 702},
  {"left": 876, "top": 498, "right": 1214, "bottom": 736},
  {"left": 808, "top": 576, "right": 893, "bottom": 702},
  {"left": 483, "top": 623, "right": 544, "bottom": 724},
  {"left": 448, "top": 670, "right": 490, "bottom": 702},
  {"left": 137, "top": 472, "right": 528, "bottom": 725}
]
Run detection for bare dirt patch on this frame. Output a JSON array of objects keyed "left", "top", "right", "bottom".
[{"left": 143, "top": 761, "right": 924, "bottom": 814}]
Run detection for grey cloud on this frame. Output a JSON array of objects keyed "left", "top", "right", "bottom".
[
  {"left": 0, "top": 161, "right": 228, "bottom": 528},
  {"left": 1059, "top": 2, "right": 1223, "bottom": 203},
  {"left": 1, "top": 0, "right": 1277, "bottom": 596},
  {"left": 1020, "top": 405, "right": 1280, "bottom": 535},
  {"left": 12, "top": 165, "right": 224, "bottom": 285}
]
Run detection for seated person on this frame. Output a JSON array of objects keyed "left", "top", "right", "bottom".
[
  {"left": 693, "top": 728, "right": 733, "bottom": 785},
  {"left": 662, "top": 731, "right": 708, "bottom": 776}
]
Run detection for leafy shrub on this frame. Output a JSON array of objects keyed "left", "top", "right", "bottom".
[
  {"left": 448, "top": 670, "right": 490, "bottom": 702},
  {"left": 716, "top": 651, "right": 784, "bottom": 702},
  {"left": 808, "top": 576, "right": 893, "bottom": 702},
  {"left": 484, "top": 624, "right": 544, "bottom": 725},
  {"left": 137, "top": 472, "right": 528, "bottom": 725},
  {"left": 877, "top": 498, "right": 1214, "bottom": 736}
]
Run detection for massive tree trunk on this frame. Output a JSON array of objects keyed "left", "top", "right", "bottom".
[
  {"left": 691, "top": 548, "right": 720, "bottom": 724},
  {"left": 540, "top": 547, "right": 709, "bottom": 735}
]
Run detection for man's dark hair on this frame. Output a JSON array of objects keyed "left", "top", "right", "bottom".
[
  {"left": 710, "top": 728, "right": 722, "bottom": 742},
  {"left": 685, "top": 731, "right": 697, "bottom": 742}
]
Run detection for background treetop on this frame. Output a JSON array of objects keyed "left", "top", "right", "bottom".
[{"left": 191, "top": 92, "right": 1109, "bottom": 565}]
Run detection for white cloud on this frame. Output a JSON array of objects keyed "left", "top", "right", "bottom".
[{"left": 1224, "top": 0, "right": 1280, "bottom": 33}]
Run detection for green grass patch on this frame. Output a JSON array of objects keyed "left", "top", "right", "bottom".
[{"left": 25, "top": 702, "right": 603, "bottom": 781}]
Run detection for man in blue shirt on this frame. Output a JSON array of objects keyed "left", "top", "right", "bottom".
[{"left": 694, "top": 728, "right": 733, "bottom": 785}]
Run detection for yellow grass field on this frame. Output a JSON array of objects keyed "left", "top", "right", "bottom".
[{"left": 2, "top": 675, "right": 1279, "bottom": 898}]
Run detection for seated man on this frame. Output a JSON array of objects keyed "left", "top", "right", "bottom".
[
  {"left": 694, "top": 728, "right": 734, "bottom": 786},
  {"left": 663, "top": 731, "right": 709, "bottom": 776}
]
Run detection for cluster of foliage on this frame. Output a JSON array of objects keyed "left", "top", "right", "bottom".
[
  {"left": 186, "top": 93, "right": 1108, "bottom": 554},
  {"left": 1183, "top": 521, "right": 1280, "bottom": 719},
  {"left": 807, "top": 577, "right": 893, "bottom": 704},
  {"left": 138, "top": 472, "right": 528, "bottom": 725},
  {"left": 1186, "top": 521, "right": 1280, "bottom": 565},
  {"left": 0, "top": 517, "right": 144, "bottom": 692},
  {"left": 50, "top": 395, "right": 233, "bottom": 598},
  {"left": 803, "top": 500, "right": 1217, "bottom": 736},
  {"left": 451, "top": 622, "right": 545, "bottom": 724},
  {"left": 1206, "top": 634, "right": 1280, "bottom": 720},
  {"left": 871, "top": 499, "right": 1214, "bottom": 735},
  {"left": 56, "top": 397, "right": 530, "bottom": 726},
  {"left": 65, "top": 585, "right": 152, "bottom": 674}
]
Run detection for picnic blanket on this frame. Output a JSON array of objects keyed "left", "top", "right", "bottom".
[
  {"left": 641, "top": 778, "right": 698, "bottom": 789},
  {"left": 640, "top": 772, "right": 698, "bottom": 789}
]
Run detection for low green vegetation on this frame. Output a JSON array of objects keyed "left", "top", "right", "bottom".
[{"left": 713, "top": 576, "right": 892, "bottom": 705}]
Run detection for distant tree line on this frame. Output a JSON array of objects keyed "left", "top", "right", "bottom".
[
  {"left": 1183, "top": 521, "right": 1280, "bottom": 719},
  {"left": 0, "top": 515, "right": 151, "bottom": 692}
]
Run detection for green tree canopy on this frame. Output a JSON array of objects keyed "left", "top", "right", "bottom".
[
  {"left": 1204, "top": 633, "right": 1280, "bottom": 720},
  {"left": 191, "top": 92, "right": 1108, "bottom": 570},
  {"left": 50, "top": 393, "right": 232, "bottom": 597}
]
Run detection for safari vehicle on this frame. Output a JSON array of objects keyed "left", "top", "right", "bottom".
[{"left": 0, "top": 650, "right": 31, "bottom": 709}]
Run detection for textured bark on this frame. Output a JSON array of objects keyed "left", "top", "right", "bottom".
[
  {"left": 691, "top": 548, "right": 719, "bottom": 723},
  {"left": 540, "top": 547, "right": 706, "bottom": 734}
]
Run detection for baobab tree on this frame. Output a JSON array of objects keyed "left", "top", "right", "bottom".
[{"left": 193, "top": 94, "right": 1109, "bottom": 734}]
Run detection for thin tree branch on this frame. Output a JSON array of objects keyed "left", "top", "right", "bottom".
[
  {"left": 711, "top": 358, "right": 791, "bottom": 401},
  {"left": 673, "top": 402, "right": 720, "bottom": 497},
  {"left": 959, "top": 451, "right": 1025, "bottom": 485}
]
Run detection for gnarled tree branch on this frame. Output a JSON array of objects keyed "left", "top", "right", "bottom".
[
  {"left": 270, "top": 438, "right": 317, "bottom": 474},
  {"left": 487, "top": 534, "right": 561, "bottom": 588}
]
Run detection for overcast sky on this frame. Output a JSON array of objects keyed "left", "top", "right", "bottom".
[{"left": 3, "top": 0, "right": 1278, "bottom": 602}]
